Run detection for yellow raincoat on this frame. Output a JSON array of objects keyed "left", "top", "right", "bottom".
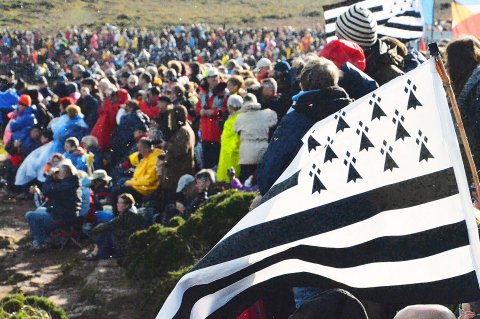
[
  {"left": 126, "top": 148, "right": 163, "bottom": 196},
  {"left": 217, "top": 113, "right": 241, "bottom": 183}
]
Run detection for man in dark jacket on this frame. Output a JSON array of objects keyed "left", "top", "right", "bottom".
[
  {"left": 257, "top": 57, "right": 352, "bottom": 196},
  {"left": 110, "top": 99, "right": 150, "bottom": 165},
  {"left": 25, "top": 163, "right": 82, "bottom": 249}
]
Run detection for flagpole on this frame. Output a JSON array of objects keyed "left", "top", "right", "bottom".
[{"left": 428, "top": 42, "right": 480, "bottom": 202}]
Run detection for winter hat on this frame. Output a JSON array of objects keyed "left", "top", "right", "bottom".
[
  {"left": 335, "top": 4, "right": 377, "bottom": 49},
  {"left": 254, "top": 57, "right": 272, "bottom": 71},
  {"left": 274, "top": 61, "right": 291, "bottom": 73},
  {"left": 18, "top": 94, "right": 32, "bottom": 107},
  {"left": 320, "top": 39, "right": 366, "bottom": 71},
  {"left": 290, "top": 289, "right": 369, "bottom": 319}
]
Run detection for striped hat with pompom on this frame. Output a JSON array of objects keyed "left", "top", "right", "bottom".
[{"left": 335, "top": 4, "right": 378, "bottom": 49}]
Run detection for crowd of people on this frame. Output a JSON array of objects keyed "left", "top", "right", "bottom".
[{"left": 0, "top": 3, "right": 479, "bottom": 318}]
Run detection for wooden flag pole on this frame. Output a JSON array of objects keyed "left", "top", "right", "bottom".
[{"left": 429, "top": 42, "right": 480, "bottom": 202}]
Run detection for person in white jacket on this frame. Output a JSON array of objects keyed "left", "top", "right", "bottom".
[{"left": 234, "top": 93, "right": 277, "bottom": 182}]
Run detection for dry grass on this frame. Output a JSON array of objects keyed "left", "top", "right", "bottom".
[
  {"left": 0, "top": 0, "right": 336, "bottom": 31},
  {"left": 0, "top": 0, "right": 452, "bottom": 32}
]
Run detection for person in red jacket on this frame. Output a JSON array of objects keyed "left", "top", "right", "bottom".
[
  {"left": 91, "top": 89, "right": 130, "bottom": 151},
  {"left": 196, "top": 68, "right": 228, "bottom": 168}
]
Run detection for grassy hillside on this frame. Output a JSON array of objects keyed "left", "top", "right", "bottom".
[
  {"left": 0, "top": 0, "right": 334, "bottom": 31},
  {"left": 0, "top": 0, "right": 452, "bottom": 32}
]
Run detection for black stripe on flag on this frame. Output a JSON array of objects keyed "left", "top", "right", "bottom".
[
  {"left": 260, "top": 170, "right": 300, "bottom": 204},
  {"left": 195, "top": 167, "right": 459, "bottom": 270},
  {"left": 207, "top": 271, "right": 480, "bottom": 319},
  {"left": 382, "top": 23, "right": 424, "bottom": 32},
  {"left": 173, "top": 222, "right": 469, "bottom": 318},
  {"left": 324, "top": 5, "right": 383, "bottom": 24}
]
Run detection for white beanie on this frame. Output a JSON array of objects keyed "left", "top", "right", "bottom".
[{"left": 335, "top": 4, "right": 378, "bottom": 49}]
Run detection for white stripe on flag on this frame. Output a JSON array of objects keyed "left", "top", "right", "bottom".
[
  {"left": 190, "top": 246, "right": 475, "bottom": 318},
  {"left": 157, "top": 194, "right": 466, "bottom": 318}
]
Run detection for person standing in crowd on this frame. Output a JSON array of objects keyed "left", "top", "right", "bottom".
[
  {"left": 159, "top": 105, "right": 195, "bottom": 211},
  {"left": 446, "top": 36, "right": 480, "bottom": 176},
  {"left": 217, "top": 95, "right": 243, "bottom": 183},
  {"left": 257, "top": 57, "right": 352, "bottom": 196},
  {"left": 234, "top": 93, "right": 277, "bottom": 182},
  {"left": 335, "top": 4, "right": 405, "bottom": 85},
  {"left": 196, "top": 68, "right": 228, "bottom": 169}
]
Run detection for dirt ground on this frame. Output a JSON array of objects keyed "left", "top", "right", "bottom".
[{"left": 0, "top": 192, "right": 138, "bottom": 318}]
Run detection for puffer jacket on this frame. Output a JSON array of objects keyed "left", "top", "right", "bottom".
[
  {"left": 257, "top": 87, "right": 352, "bottom": 195},
  {"left": 234, "top": 101, "right": 277, "bottom": 165},
  {"left": 196, "top": 82, "right": 228, "bottom": 142}
]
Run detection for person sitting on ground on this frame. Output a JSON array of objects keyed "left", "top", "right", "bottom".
[
  {"left": 25, "top": 163, "right": 82, "bottom": 250},
  {"left": 112, "top": 137, "right": 162, "bottom": 203},
  {"left": 183, "top": 169, "right": 217, "bottom": 219},
  {"left": 87, "top": 193, "right": 144, "bottom": 261},
  {"left": 63, "top": 137, "right": 90, "bottom": 173}
]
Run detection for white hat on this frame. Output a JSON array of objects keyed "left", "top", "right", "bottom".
[
  {"left": 254, "top": 58, "right": 272, "bottom": 71},
  {"left": 207, "top": 68, "right": 219, "bottom": 77},
  {"left": 227, "top": 95, "right": 243, "bottom": 109},
  {"left": 176, "top": 174, "right": 195, "bottom": 192},
  {"left": 90, "top": 169, "right": 112, "bottom": 182}
]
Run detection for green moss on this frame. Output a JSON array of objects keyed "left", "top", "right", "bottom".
[
  {"left": 0, "top": 294, "right": 67, "bottom": 319},
  {"left": 124, "top": 190, "right": 256, "bottom": 317}
]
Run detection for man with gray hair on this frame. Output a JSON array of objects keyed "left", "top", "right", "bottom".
[
  {"left": 393, "top": 305, "right": 456, "bottom": 319},
  {"left": 261, "top": 77, "right": 285, "bottom": 120}
]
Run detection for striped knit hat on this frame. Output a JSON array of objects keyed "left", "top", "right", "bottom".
[{"left": 335, "top": 4, "right": 378, "bottom": 49}]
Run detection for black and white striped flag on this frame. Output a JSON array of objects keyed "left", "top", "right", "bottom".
[
  {"left": 157, "top": 60, "right": 480, "bottom": 318},
  {"left": 323, "top": 0, "right": 424, "bottom": 42}
]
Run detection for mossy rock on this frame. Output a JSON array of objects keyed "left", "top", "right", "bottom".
[
  {"left": 125, "top": 190, "right": 255, "bottom": 281},
  {"left": 0, "top": 294, "right": 67, "bottom": 319},
  {"left": 123, "top": 190, "right": 256, "bottom": 317}
]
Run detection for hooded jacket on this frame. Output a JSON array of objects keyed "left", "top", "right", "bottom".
[
  {"left": 91, "top": 89, "right": 130, "bottom": 151},
  {"left": 364, "top": 39, "right": 405, "bottom": 86},
  {"left": 257, "top": 87, "right": 352, "bottom": 195},
  {"left": 161, "top": 106, "right": 195, "bottom": 191},
  {"left": 50, "top": 115, "right": 89, "bottom": 154},
  {"left": 234, "top": 99, "right": 277, "bottom": 165}
]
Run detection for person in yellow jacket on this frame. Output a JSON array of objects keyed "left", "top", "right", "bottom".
[
  {"left": 216, "top": 95, "right": 243, "bottom": 183},
  {"left": 116, "top": 138, "right": 163, "bottom": 202}
]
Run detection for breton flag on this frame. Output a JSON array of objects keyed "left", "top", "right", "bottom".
[
  {"left": 157, "top": 60, "right": 480, "bottom": 318},
  {"left": 323, "top": 0, "right": 424, "bottom": 42}
]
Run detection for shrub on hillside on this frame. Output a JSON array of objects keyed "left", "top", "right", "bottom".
[{"left": 0, "top": 294, "right": 67, "bottom": 319}]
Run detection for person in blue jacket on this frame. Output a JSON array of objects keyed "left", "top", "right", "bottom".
[
  {"left": 9, "top": 94, "right": 37, "bottom": 145},
  {"left": 257, "top": 57, "right": 352, "bottom": 196},
  {"left": 50, "top": 104, "right": 89, "bottom": 154}
]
